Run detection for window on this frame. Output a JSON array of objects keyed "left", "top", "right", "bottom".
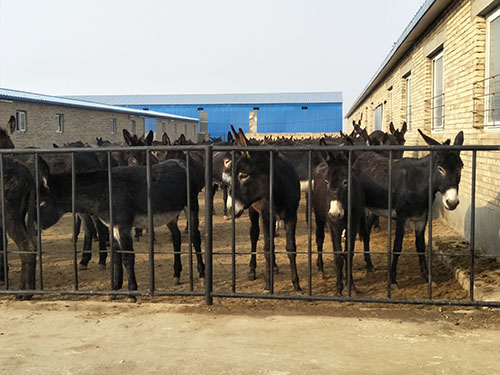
[
  {"left": 432, "top": 51, "right": 444, "bottom": 130},
  {"left": 16, "top": 110, "right": 27, "bottom": 132},
  {"left": 301, "top": 106, "right": 308, "bottom": 110},
  {"left": 184, "top": 124, "right": 188, "bottom": 135},
  {"left": 374, "top": 104, "right": 383, "bottom": 131},
  {"left": 111, "top": 118, "right": 117, "bottom": 134},
  {"left": 131, "top": 120, "right": 136, "bottom": 134},
  {"left": 56, "top": 114, "right": 64, "bottom": 133},
  {"left": 387, "top": 87, "right": 393, "bottom": 123},
  {"left": 486, "top": 7, "right": 500, "bottom": 125},
  {"left": 405, "top": 74, "right": 412, "bottom": 129}
]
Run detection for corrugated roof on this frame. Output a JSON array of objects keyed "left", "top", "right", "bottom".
[
  {"left": 346, "top": 0, "right": 454, "bottom": 118},
  {"left": 0, "top": 88, "right": 198, "bottom": 121},
  {"left": 66, "top": 92, "right": 343, "bottom": 106}
]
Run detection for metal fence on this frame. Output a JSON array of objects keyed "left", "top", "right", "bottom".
[{"left": 1, "top": 143, "right": 500, "bottom": 308}]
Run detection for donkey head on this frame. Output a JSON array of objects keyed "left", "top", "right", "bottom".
[
  {"left": 418, "top": 129, "right": 464, "bottom": 210},
  {"left": 319, "top": 138, "right": 351, "bottom": 219},
  {"left": 123, "top": 129, "right": 156, "bottom": 165},
  {"left": 349, "top": 120, "right": 368, "bottom": 143},
  {"left": 229, "top": 126, "right": 268, "bottom": 217}
]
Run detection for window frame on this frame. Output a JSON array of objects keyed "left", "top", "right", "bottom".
[
  {"left": 431, "top": 50, "right": 444, "bottom": 131},
  {"left": 16, "top": 110, "right": 27, "bottom": 133},
  {"left": 111, "top": 118, "right": 117, "bottom": 134},
  {"left": 131, "top": 120, "right": 136, "bottom": 135},
  {"left": 405, "top": 74, "right": 412, "bottom": 130},
  {"left": 374, "top": 103, "right": 384, "bottom": 131},
  {"left": 485, "top": 6, "right": 500, "bottom": 127},
  {"left": 56, "top": 114, "right": 64, "bottom": 134}
]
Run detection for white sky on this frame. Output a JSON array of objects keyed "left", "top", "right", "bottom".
[{"left": 0, "top": 0, "right": 424, "bottom": 115}]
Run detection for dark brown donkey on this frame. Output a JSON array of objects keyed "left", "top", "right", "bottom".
[{"left": 0, "top": 118, "right": 38, "bottom": 299}]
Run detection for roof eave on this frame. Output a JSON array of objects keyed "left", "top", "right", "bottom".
[{"left": 346, "top": 0, "right": 454, "bottom": 118}]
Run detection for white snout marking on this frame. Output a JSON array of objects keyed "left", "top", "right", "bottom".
[
  {"left": 42, "top": 176, "right": 49, "bottom": 188},
  {"left": 328, "top": 200, "right": 344, "bottom": 218},
  {"left": 443, "top": 188, "right": 459, "bottom": 210},
  {"left": 226, "top": 194, "right": 233, "bottom": 210},
  {"left": 300, "top": 180, "right": 314, "bottom": 192},
  {"left": 40, "top": 201, "right": 47, "bottom": 207},
  {"left": 227, "top": 194, "right": 245, "bottom": 216},
  {"left": 222, "top": 172, "right": 232, "bottom": 185}
]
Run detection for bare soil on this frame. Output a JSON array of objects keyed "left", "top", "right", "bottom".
[{"left": 2, "top": 192, "right": 500, "bottom": 374}]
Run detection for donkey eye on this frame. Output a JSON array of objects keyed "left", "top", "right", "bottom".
[
  {"left": 238, "top": 172, "right": 250, "bottom": 182},
  {"left": 438, "top": 166, "right": 446, "bottom": 176},
  {"left": 342, "top": 179, "right": 348, "bottom": 188},
  {"left": 224, "top": 159, "right": 231, "bottom": 168}
]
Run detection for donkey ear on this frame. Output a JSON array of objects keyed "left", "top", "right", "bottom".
[
  {"left": 227, "top": 131, "right": 234, "bottom": 143},
  {"left": 145, "top": 130, "right": 154, "bottom": 145},
  {"left": 319, "top": 137, "right": 332, "bottom": 161},
  {"left": 443, "top": 139, "right": 451, "bottom": 145},
  {"left": 453, "top": 131, "right": 464, "bottom": 146},
  {"left": 53, "top": 143, "right": 59, "bottom": 148},
  {"left": 389, "top": 122, "right": 395, "bottom": 135},
  {"left": 8, "top": 115, "right": 16, "bottom": 134},
  {"left": 230, "top": 124, "right": 238, "bottom": 139},
  {"left": 401, "top": 121, "right": 408, "bottom": 134},
  {"left": 418, "top": 129, "right": 440, "bottom": 146},
  {"left": 123, "top": 129, "right": 135, "bottom": 146},
  {"left": 162, "top": 132, "right": 171, "bottom": 145}
]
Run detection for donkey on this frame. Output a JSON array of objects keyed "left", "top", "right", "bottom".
[
  {"left": 368, "top": 121, "right": 408, "bottom": 159},
  {"left": 228, "top": 127, "right": 302, "bottom": 291},
  {"left": 352, "top": 129, "right": 464, "bottom": 285},
  {"left": 0, "top": 125, "right": 38, "bottom": 298},
  {"left": 312, "top": 138, "right": 371, "bottom": 296},
  {"left": 40, "top": 158, "right": 205, "bottom": 297}
]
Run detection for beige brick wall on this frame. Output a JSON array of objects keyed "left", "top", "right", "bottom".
[
  {"left": 347, "top": 0, "right": 500, "bottom": 257},
  {"left": 0, "top": 101, "right": 198, "bottom": 148}
]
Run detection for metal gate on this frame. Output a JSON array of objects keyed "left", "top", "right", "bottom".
[{"left": 0, "top": 143, "right": 499, "bottom": 308}]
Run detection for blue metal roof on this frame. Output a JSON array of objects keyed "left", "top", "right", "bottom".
[
  {"left": 67, "top": 92, "right": 343, "bottom": 106},
  {"left": 346, "top": 0, "right": 454, "bottom": 117},
  {"left": 0, "top": 88, "right": 198, "bottom": 122}
]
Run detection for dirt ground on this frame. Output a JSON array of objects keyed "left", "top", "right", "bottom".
[{"left": 2, "top": 192, "right": 500, "bottom": 374}]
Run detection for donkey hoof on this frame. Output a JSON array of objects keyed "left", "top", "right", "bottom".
[
  {"left": 173, "top": 277, "right": 180, "bottom": 286},
  {"left": 223, "top": 215, "right": 230, "bottom": 221},
  {"left": 273, "top": 266, "right": 280, "bottom": 274},
  {"left": 98, "top": 264, "right": 106, "bottom": 270},
  {"left": 431, "top": 281, "right": 438, "bottom": 289},
  {"left": 106, "top": 295, "right": 118, "bottom": 301},
  {"left": 248, "top": 271, "right": 256, "bottom": 281},
  {"left": 126, "top": 296, "right": 137, "bottom": 303},
  {"left": 391, "top": 283, "right": 399, "bottom": 290},
  {"left": 79, "top": 264, "right": 88, "bottom": 271},
  {"left": 16, "top": 294, "right": 33, "bottom": 301}
]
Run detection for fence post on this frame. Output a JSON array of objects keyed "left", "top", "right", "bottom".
[{"left": 204, "top": 145, "right": 213, "bottom": 305}]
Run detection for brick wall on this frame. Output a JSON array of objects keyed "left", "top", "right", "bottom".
[
  {"left": 0, "top": 101, "right": 198, "bottom": 148},
  {"left": 347, "top": 0, "right": 500, "bottom": 258}
]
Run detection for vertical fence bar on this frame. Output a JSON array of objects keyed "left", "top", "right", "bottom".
[
  {"left": 347, "top": 150, "right": 353, "bottom": 297},
  {"left": 35, "top": 153, "right": 43, "bottom": 289},
  {"left": 71, "top": 152, "right": 78, "bottom": 290},
  {"left": 186, "top": 151, "right": 193, "bottom": 291},
  {"left": 107, "top": 152, "right": 115, "bottom": 290},
  {"left": 204, "top": 146, "right": 213, "bottom": 305},
  {"left": 470, "top": 150, "right": 477, "bottom": 301},
  {"left": 307, "top": 150, "right": 313, "bottom": 296},
  {"left": 0, "top": 155, "right": 8, "bottom": 290},
  {"left": 231, "top": 150, "right": 236, "bottom": 293},
  {"left": 387, "top": 151, "right": 393, "bottom": 299},
  {"left": 269, "top": 150, "right": 275, "bottom": 295},
  {"left": 146, "top": 150, "right": 155, "bottom": 295},
  {"left": 428, "top": 151, "right": 434, "bottom": 300}
]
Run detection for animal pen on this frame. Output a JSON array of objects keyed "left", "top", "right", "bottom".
[{"left": 0, "top": 143, "right": 500, "bottom": 308}]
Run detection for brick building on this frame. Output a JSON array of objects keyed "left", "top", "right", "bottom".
[
  {"left": 0, "top": 88, "right": 200, "bottom": 148},
  {"left": 346, "top": 0, "right": 500, "bottom": 258}
]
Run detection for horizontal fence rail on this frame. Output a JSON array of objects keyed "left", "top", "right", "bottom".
[{"left": 0, "top": 143, "right": 499, "bottom": 308}]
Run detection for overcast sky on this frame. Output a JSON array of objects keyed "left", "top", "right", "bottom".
[{"left": 0, "top": 0, "right": 424, "bottom": 115}]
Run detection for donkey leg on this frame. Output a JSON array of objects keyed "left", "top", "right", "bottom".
[
  {"left": 315, "top": 215, "right": 326, "bottom": 278},
  {"left": 222, "top": 184, "right": 228, "bottom": 218},
  {"left": 261, "top": 213, "right": 274, "bottom": 290},
  {"left": 248, "top": 207, "right": 259, "bottom": 280},
  {"left": 95, "top": 218, "right": 108, "bottom": 268},
  {"left": 390, "top": 216, "right": 407, "bottom": 285},
  {"left": 9, "top": 225, "right": 36, "bottom": 300},
  {"left": 167, "top": 221, "right": 182, "bottom": 285},
  {"left": 118, "top": 228, "right": 137, "bottom": 302},
  {"left": 189, "top": 201, "right": 205, "bottom": 279},
  {"left": 0, "top": 229, "right": 6, "bottom": 284},
  {"left": 285, "top": 214, "right": 301, "bottom": 292},
  {"left": 79, "top": 214, "right": 94, "bottom": 270},
  {"left": 359, "top": 213, "right": 374, "bottom": 274},
  {"left": 415, "top": 220, "right": 429, "bottom": 282},
  {"left": 329, "top": 223, "right": 344, "bottom": 296}
]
